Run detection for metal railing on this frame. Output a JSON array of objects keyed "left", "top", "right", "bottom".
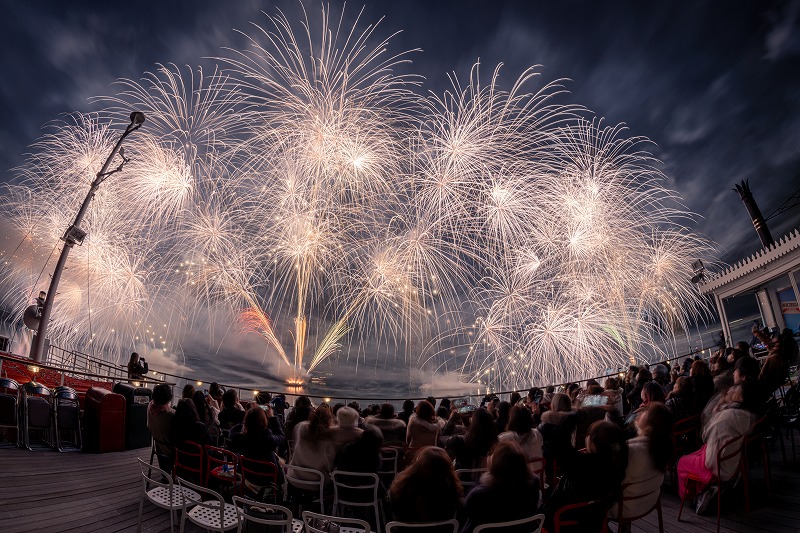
[{"left": 16, "top": 342, "right": 716, "bottom": 407}]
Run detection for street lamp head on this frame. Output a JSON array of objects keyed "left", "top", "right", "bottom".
[{"left": 130, "top": 111, "right": 146, "bottom": 126}]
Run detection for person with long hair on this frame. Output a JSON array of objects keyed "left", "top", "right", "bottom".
[
  {"left": 288, "top": 404, "right": 334, "bottom": 484},
  {"left": 230, "top": 405, "right": 285, "bottom": 461},
  {"left": 218, "top": 388, "right": 245, "bottom": 430},
  {"left": 690, "top": 359, "right": 715, "bottom": 411},
  {"left": 447, "top": 407, "right": 498, "bottom": 470},
  {"left": 127, "top": 352, "right": 148, "bottom": 380},
  {"left": 538, "top": 392, "right": 577, "bottom": 470},
  {"left": 407, "top": 400, "right": 440, "bottom": 448},
  {"left": 461, "top": 440, "right": 540, "bottom": 533},
  {"left": 193, "top": 390, "right": 220, "bottom": 440},
  {"left": 542, "top": 420, "right": 628, "bottom": 532},
  {"left": 284, "top": 395, "right": 313, "bottom": 441},
  {"left": 389, "top": 447, "right": 463, "bottom": 522},
  {"left": 147, "top": 384, "right": 175, "bottom": 472},
  {"left": 677, "top": 382, "right": 757, "bottom": 512},
  {"left": 498, "top": 405, "right": 543, "bottom": 462},
  {"left": 609, "top": 403, "right": 674, "bottom": 524},
  {"left": 170, "top": 398, "right": 212, "bottom": 445}
]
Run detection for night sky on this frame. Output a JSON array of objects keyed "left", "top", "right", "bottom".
[
  {"left": 1, "top": 1, "right": 799, "bottom": 262},
  {"left": 0, "top": 1, "right": 798, "bottom": 391}
]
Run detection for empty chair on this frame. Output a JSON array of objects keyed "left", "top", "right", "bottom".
[
  {"left": 385, "top": 520, "right": 459, "bottom": 533},
  {"left": 136, "top": 457, "right": 200, "bottom": 533},
  {"left": 284, "top": 465, "right": 326, "bottom": 514},
  {"left": 21, "top": 381, "right": 52, "bottom": 450},
  {"left": 177, "top": 476, "right": 239, "bottom": 532},
  {"left": 52, "top": 386, "right": 82, "bottom": 452},
  {"left": 473, "top": 514, "right": 545, "bottom": 533},
  {"left": 330, "top": 471, "right": 382, "bottom": 533},
  {"left": 232, "top": 496, "right": 293, "bottom": 533},
  {"left": 302, "top": 510, "right": 370, "bottom": 533},
  {"left": 0, "top": 377, "right": 20, "bottom": 447}
]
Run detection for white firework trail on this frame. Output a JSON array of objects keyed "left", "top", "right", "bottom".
[{"left": 0, "top": 3, "right": 715, "bottom": 388}]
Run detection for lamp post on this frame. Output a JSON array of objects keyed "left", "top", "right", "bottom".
[{"left": 30, "top": 111, "right": 145, "bottom": 363}]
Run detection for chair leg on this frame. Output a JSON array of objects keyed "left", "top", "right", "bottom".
[
  {"left": 678, "top": 478, "right": 692, "bottom": 521},
  {"left": 716, "top": 480, "right": 722, "bottom": 533},
  {"left": 742, "top": 457, "right": 750, "bottom": 513},
  {"left": 179, "top": 504, "right": 186, "bottom": 533},
  {"left": 137, "top": 493, "right": 144, "bottom": 533},
  {"left": 657, "top": 497, "right": 664, "bottom": 533}
]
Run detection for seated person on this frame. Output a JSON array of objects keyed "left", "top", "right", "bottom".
[
  {"left": 389, "top": 447, "right": 463, "bottom": 523},
  {"left": 288, "top": 405, "right": 335, "bottom": 485},
  {"left": 541, "top": 421, "right": 628, "bottom": 532},
  {"left": 365, "top": 403, "right": 407, "bottom": 445},
  {"left": 229, "top": 405, "right": 285, "bottom": 461},
  {"left": 407, "top": 400, "right": 440, "bottom": 448},
  {"left": 609, "top": 403, "right": 673, "bottom": 523},
  {"left": 218, "top": 388, "right": 246, "bottom": 431},
  {"left": 147, "top": 384, "right": 175, "bottom": 472},
  {"left": 329, "top": 406, "right": 363, "bottom": 452},
  {"left": 170, "top": 398, "right": 212, "bottom": 446},
  {"left": 677, "top": 382, "right": 757, "bottom": 511},
  {"left": 460, "top": 440, "right": 540, "bottom": 533},
  {"left": 498, "top": 404, "right": 543, "bottom": 463}
]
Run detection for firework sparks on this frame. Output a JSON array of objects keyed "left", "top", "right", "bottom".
[{"left": 0, "top": 4, "right": 714, "bottom": 388}]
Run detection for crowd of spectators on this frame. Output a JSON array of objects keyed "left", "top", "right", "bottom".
[{"left": 145, "top": 323, "right": 797, "bottom": 531}]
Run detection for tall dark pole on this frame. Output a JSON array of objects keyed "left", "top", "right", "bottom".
[
  {"left": 734, "top": 180, "right": 775, "bottom": 249},
  {"left": 30, "top": 112, "right": 145, "bottom": 363}
]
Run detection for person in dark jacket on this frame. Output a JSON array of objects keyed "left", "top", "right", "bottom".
[
  {"left": 218, "top": 388, "right": 245, "bottom": 430},
  {"left": 170, "top": 398, "right": 212, "bottom": 445},
  {"left": 229, "top": 405, "right": 285, "bottom": 461},
  {"left": 541, "top": 421, "right": 628, "bottom": 532},
  {"left": 538, "top": 393, "right": 577, "bottom": 467},
  {"left": 127, "top": 352, "right": 148, "bottom": 380},
  {"left": 460, "top": 440, "right": 540, "bottom": 533}
]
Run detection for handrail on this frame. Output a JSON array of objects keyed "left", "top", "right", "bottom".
[
  {"left": 0, "top": 352, "right": 173, "bottom": 388},
  {"left": 5, "top": 342, "right": 713, "bottom": 404}
]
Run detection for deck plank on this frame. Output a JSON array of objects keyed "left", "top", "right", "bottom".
[{"left": 0, "top": 437, "right": 797, "bottom": 532}]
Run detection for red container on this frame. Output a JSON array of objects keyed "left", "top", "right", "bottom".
[{"left": 82, "top": 387, "right": 126, "bottom": 453}]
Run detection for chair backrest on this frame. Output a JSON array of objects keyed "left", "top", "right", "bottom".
[
  {"left": 177, "top": 476, "right": 225, "bottom": 520},
  {"left": 23, "top": 381, "right": 52, "bottom": 398},
  {"left": 284, "top": 464, "right": 325, "bottom": 488},
  {"left": 205, "top": 444, "right": 240, "bottom": 482},
  {"left": 455, "top": 468, "right": 486, "bottom": 490},
  {"left": 527, "top": 458, "right": 545, "bottom": 488},
  {"left": 138, "top": 457, "right": 174, "bottom": 495},
  {"left": 0, "top": 377, "right": 19, "bottom": 393},
  {"left": 553, "top": 497, "right": 612, "bottom": 533},
  {"left": 302, "top": 510, "right": 370, "bottom": 533},
  {"left": 385, "top": 520, "right": 459, "bottom": 533},
  {"left": 233, "top": 496, "right": 293, "bottom": 531},
  {"left": 330, "top": 470, "right": 380, "bottom": 506},
  {"left": 53, "top": 386, "right": 79, "bottom": 400},
  {"left": 378, "top": 447, "right": 400, "bottom": 476},
  {"left": 615, "top": 481, "right": 662, "bottom": 522},
  {"left": 240, "top": 455, "right": 279, "bottom": 488},
  {"left": 473, "top": 514, "right": 545, "bottom": 533},
  {"left": 175, "top": 440, "right": 204, "bottom": 483},
  {"left": 716, "top": 434, "right": 745, "bottom": 481}
]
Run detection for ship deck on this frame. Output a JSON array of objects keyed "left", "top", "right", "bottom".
[{"left": 0, "top": 440, "right": 797, "bottom": 532}]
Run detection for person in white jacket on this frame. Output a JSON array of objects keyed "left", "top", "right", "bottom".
[
  {"left": 676, "top": 382, "right": 756, "bottom": 502},
  {"left": 608, "top": 403, "right": 673, "bottom": 526}
]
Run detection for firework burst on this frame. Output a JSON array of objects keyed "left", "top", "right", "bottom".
[{"left": 0, "top": 4, "right": 714, "bottom": 388}]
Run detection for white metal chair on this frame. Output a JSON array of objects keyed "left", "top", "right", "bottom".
[
  {"left": 384, "top": 519, "right": 459, "bottom": 533},
  {"left": 177, "top": 476, "right": 239, "bottom": 532},
  {"left": 378, "top": 447, "right": 400, "bottom": 484},
  {"left": 455, "top": 467, "right": 486, "bottom": 491},
  {"left": 284, "top": 464, "right": 326, "bottom": 514},
  {"left": 473, "top": 514, "right": 545, "bottom": 533},
  {"left": 136, "top": 458, "right": 200, "bottom": 533},
  {"left": 330, "top": 470, "right": 382, "bottom": 533},
  {"left": 302, "top": 510, "right": 371, "bottom": 533},
  {"left": 232, "top": 496, "right": 293, "bottom": 533}
]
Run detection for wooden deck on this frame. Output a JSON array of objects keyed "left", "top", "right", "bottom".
[{"left": 0, "top": 440, "right": 797, "bottom": 532}]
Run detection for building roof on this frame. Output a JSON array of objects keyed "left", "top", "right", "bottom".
[{"left": 698, "top": 227, "right": 800, "bottom": 297}]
